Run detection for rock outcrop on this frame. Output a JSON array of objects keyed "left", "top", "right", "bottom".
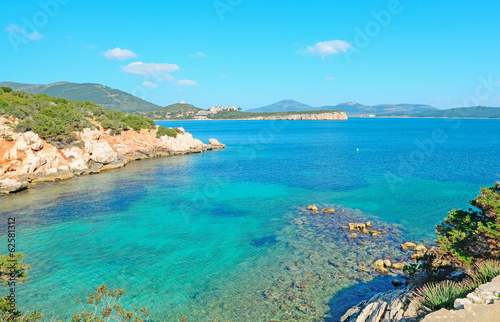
[
  {"left": 0, "top": 117, "right": 225, "bottom": 194},
  {"left": 341, "top": 286, "right": 420, "bottom": 322}
]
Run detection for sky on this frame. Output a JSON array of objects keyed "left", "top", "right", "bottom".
[{"left": 1, "top": 0, "right": 500, "bottom": 110}]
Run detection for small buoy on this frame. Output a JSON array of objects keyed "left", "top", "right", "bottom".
[{"left": 357, "top": 148, "right": 359, "bottom": 152}]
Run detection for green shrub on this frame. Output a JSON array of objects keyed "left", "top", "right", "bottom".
[
  {"left": 0, "top": 87, "right": 12, "bottom": 93},
  {"left": 436, "top": 185, "right": 500, "bottom": 266},
  {"left": 72, "top": 285, "right": 150, "bottom": 322},
  {"left": 416, "top": 280, "right": 468, "bottom": 311},
  {"left": 11, "top": 91, "right": 31, "bottom": 99},
  {"left": 4, "top": 135, "right": 13, "bottom": 141},
  {"left": 156, "top": 126, "right": 178, "bottom": 138}
]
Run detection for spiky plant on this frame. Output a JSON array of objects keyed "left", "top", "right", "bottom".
[
  {"left": 465, "top": 260, "right": 500, "bottom": 291},
  {"left": 415, "top": 280, "right": 468, "bottom": 311}
]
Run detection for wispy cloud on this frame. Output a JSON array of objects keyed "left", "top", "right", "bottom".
[
  {"left": 302, "top": 40, "right": 351, "bottom": 58},
  {"left": 6, "top": 24, "right": 43, "bottom": 41},
  {"left": 103, "top": 47, "right": 137, "bottom": 61},
  {"left": 122, "top": 62, "right": 180, "bottom": 76},
  {"left": 83, "top": 44, "right": 97, "bottom": 50},
  {"left": 159, "top": 74, "right": 176, "bottom": 82},
  {"left": 142, "top": 81, "right": 158, "bottom": 88},
  {"left": 325, "top": 76, "right": 336, "bottom": 81},
  {"left": 177, "top": 79, "right": 198, "bottom": 87},
  {"left": 189, "top": 52, "right": 207, "bottom": 58}
]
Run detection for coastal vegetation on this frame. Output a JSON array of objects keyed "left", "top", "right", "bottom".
[
  {"left": 410, "top": 182, "right": 500, "bottom": 313},
  {"left": 0, "top": 88, "right": 156, "bottom": 147}
]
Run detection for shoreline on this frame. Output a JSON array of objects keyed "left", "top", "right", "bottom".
[{"left": 0, "top": 122, "right": 226, "bottom": 195}]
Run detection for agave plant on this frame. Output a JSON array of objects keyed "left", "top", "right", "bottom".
[
  {"left": 465, "top": 260, "right": 500, "bottom": 291},
  {"left": 415, "top": 280, "right": 468, "bottom": 311}
]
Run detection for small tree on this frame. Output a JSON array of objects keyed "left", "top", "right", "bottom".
[
  {"left": 436, "top": 183, "right": 500, "bottom": 266},
  {"left": 72, "top": 285, "right": 150, "bottom": 322}
]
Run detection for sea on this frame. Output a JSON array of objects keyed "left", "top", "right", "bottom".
[{"left": 1, "top": 118, "right": 499, "bottom": 321}]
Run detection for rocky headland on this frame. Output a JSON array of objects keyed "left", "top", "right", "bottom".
[
  {"left": 244, "top": 111, "right": 348, "bottom": 121},
  {"left": 0, "top": 116, "right": 225, "bottom": 194}
]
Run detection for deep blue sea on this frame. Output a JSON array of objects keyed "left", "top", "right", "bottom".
[{"left": 1, "top": 118, "right": 499, "bottom": 321}]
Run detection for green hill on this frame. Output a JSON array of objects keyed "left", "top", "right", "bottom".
[
  {"left": 247, "top": 99, "right": 315, "bottom": 113},
  {"left": 0, "top": 81, "right": 161, "bottom": 113},
  {"left": 145, "top": 103, "right": 203, "bottom": 118},
  {"left": 385, "top": 106, "right": 500, "bottom": 118}
]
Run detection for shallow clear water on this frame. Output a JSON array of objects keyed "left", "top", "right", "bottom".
[{"left": 1, "top": 118, "right": 499, "bottom": 321}]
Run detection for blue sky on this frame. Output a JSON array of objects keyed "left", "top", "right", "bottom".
[{"left": 1, "top": 0, "right": 500, "bottom": 109}]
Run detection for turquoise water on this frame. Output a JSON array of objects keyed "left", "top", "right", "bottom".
[{"left": 1, "top": 118, "right": 499, "bottom": 321}]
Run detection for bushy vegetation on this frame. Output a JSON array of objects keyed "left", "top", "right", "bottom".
[
  {"left": 156, "top": 126, "right": 181, "bottom": 138},
  {"left": 436, "top": 184, "right": 500, "bottom": 266},
  {"left": 0, "top": 91, "right": 156, "bottom": 148},
  {"left": 409, "top": 183, "right": 500, "bottom": 314}
]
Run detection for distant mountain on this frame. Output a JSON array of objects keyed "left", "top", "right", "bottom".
[
  {"left": 385, "top": 106, "right": 500, "bottom": 118},
  {"left": 247, "top": 99, "right": 315, "bottom": 113},
  {"left": 144, "top": 103, "right": 203, "bottom": 117},
  {"left": 0, "top": 81, "right": 161, "bottom": 113},
  {"left": 321, "top": 102, "right": 437, "bottom": 115},
  {"left": 250, "top": 100, "right": 438, "bottom": 115}
]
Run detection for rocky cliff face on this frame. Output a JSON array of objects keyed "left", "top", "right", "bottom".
[
  {"left": 0, "top": 116, "right": 225, "bottom": 194},
  {"left": 246, "top": 111, "right": 348, "bottom": 120}
]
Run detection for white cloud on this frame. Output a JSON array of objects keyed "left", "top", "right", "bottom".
[
  {"left": 189, "top": 52, "right": 207, "bottom": 58},
  {"left": 303, "top": 40, "right": 351, "bottom": 58},
  {"left": 176, "top": 89, "right": 183, "bottom": 93},
  {"left": 83, "top": 44, "right": 97, "bottom": 50},
  {"left": 6, "top": 24, "right": 43, "bottom": 41},
  {"left": 325, "top": 76, "right": 336, "bottom": 81},
  {"left": 142, "top": 81, "right": 158, "bottom": 88},
  {"left": 122, "top": 62, "right": 180, "bottom": 76},
  {"left": 159, "top": 74, "right": 176, "bottom": 82},
  {"left": 103, "top": 47, "right": 137, "bottom": 61},
  {"left": 177, "top": 79, "right": 198, "bottom": 87}
]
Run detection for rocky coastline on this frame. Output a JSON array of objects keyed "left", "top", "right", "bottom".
[
  {"left": 0, "top": 116, "right": 225, "bottom": 194},
  {"left": 243, "top": 111, "right": 348, "bottom": 121}
]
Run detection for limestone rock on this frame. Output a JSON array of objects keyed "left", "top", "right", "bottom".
[
  {"left": 392, "top": 262, "right": 405, "bottom": 270},
  {"left": 340, "top": 286, "right": 419, "bottom": 322},
  {"left": 21, "top": 153, "right": 41, "bottom": 174},
  {"left": 81, "top": 128, "right": 101, "bottom": 141},
  {"left": 307, "top": 205, "right": 318, "bottom": 211},
  {"left": 209, "top": 138, "right": 226, "bottom": 148},
  {"left": 90, "top": 142, "right": 117, "bottom": 164},
  {"left": 0, "top": 179, "right": 28, "bottom": 194},
  {"left": 69, "top": 158, "right": 89, "bottom": 172},
  {"left": 21, "top": 131, "right": 43, "bottom": 151},
  {"left": 401, "top": 242, "right": 417, "bottom": 250}
]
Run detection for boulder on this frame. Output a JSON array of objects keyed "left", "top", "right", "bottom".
[
  {"left": 0, "top": 179, "right": 28, "bottom": 194},
  {"left": 383, "top": 260, "right": 392, "bottom": 268},
  {"left": 21, "top": 131, "right": 43, "bottom": 151},
  {"left": 414, "top": 244, "right": 427, "bottom": 252},
  {"left": 90, "top": 142, "right": 117, "bottom": 164},
  {"left": 20, "top": 153, "right": 41, "bottom": 174},
  {"left": 392, "top": 262, "right": 405, "bottom": 270},
  {"left": 373, "top": 259, "right": 385, "bottom": 268},
  {"left": 401, "top": 242, "right": 417, "bottom": 250},
  {"left": 307, "top": 205, "right": 318, "bottom": 211},
  {"left": 81, "top": 128, "right": 101, "bottom": 141},
  {"left": 69, "top": 158, "right": 89, "bottom": 172},
  {"left": 209, "top": 138, "right": 226, "bottom": 148}
]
